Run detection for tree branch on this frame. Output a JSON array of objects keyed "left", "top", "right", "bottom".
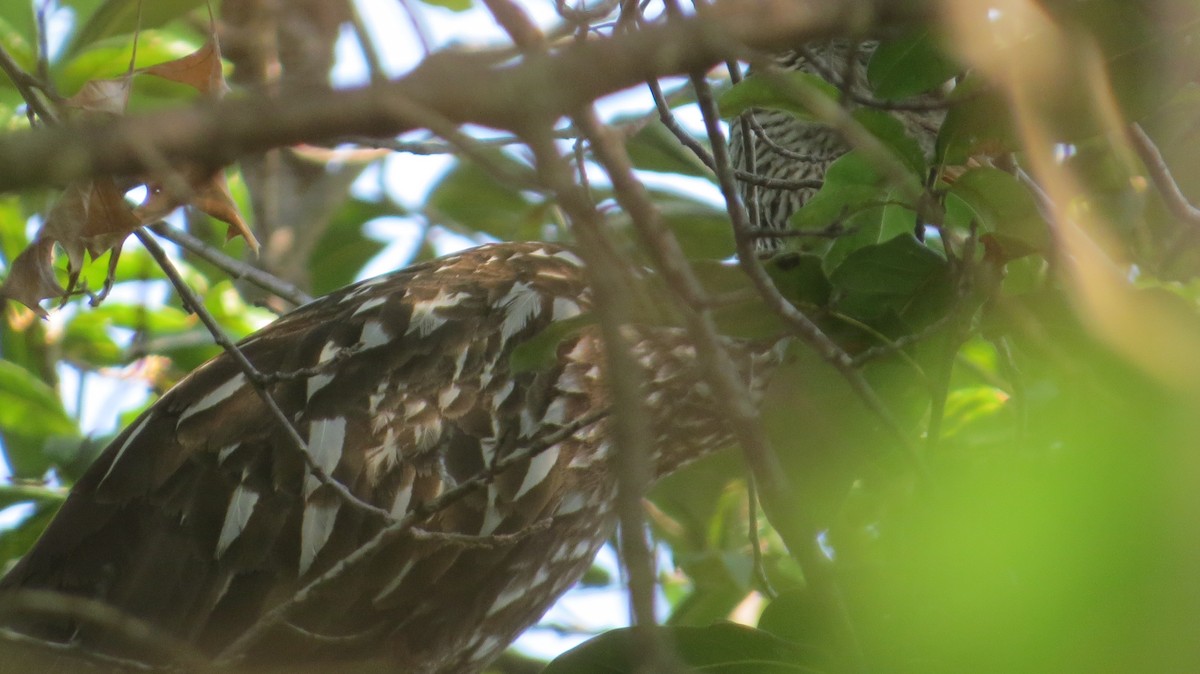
[{"left": 0, "top": 0, "right": 932, "bottom": 194}]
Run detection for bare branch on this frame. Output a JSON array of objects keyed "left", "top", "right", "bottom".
[
  {"left": 148, "top": 222, "right": 313, "bottom": 306},
  {"left": 0, "top": 0, "right": 933, "bottom": 194},
  {"left": 0, "top": 43, "right": 59, "bottom": 124},
  {"left": 1129, "top": 122, "right": 1200, "bottom": 229},
  {"left": 133, "top": 229, "right": 392, "bottom": 524},
  {"left": 525, "top": 122, "right": 680, "bottom": 670}
]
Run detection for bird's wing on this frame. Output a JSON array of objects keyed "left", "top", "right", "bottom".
[{"left": 0, "top": 242, "right": 606, "bottom": 664}]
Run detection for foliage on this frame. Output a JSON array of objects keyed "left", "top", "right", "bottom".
[{"left": 1, "top": 1, "right": 1200, "bottom": 673}]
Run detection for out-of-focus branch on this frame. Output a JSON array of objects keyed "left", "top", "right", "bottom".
[
  {"left": 1129, "top": 122, "right": 1200, "bottom": 229},
  {"left": 0, "top": 44, "right": 59, "bottom": 124},
  {"left": 0, "top": 0, "right": 934, "bottom": 194}
]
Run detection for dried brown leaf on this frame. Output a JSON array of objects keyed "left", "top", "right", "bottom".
[
  {"left": 40, "top": 183, "right": 91, "bottom": 272},
  {"left": 0, "top": 238, "right": 64, "bottom": 317},
  {"left": 82, "top": 179, "right": 140, "bottom": 257},
  {"left": 66, "top": 77, "right": 132, "bottom": 116},
  {"left": 42, "top": 180, "right": 140, "bottom": 273},
  {"left": 137, "top": 169, "right": 258, "bottom": 253},
  {"left": 139, "top": 40, "right": 227, "bottom": 97}
]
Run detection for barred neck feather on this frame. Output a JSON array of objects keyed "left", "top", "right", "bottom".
[{"left": 730, "top": 41, "right": 945, "bottom": 248}]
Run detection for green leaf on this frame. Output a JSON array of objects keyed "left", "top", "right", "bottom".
[
  {"left": 652, "top": 191, "right": 736, "bottom": 260},
  {"left": 54, "top": 33, "right": 206, "bottom": 101},
  {"left": 426, "top": 157, "right": 544, "bottom": 241},
  {"left": 790, "top": 152, "right": 886, "bottom": 231},
  {"left": 0, "top": 361, "right": 78, "bottom": 439},
  {"left": 0, "top": 361, "right": 80, "bottom": 478},
  {"left": 941, "top": 386, "right": 1010, "bottom": 439},
  {"left": 64, "top": 0, "right": 210, "bottom": 57},
  {"left": 61, "top": 310, "right": 124, "bottom": 366},
  {"left": 948, "top": 167, "right": 1050, "bottom": 257},
  {"left": 935, "top": 75, "right": 1017, "bottom": 165},
  {"left": 718, "top": 72, "right": 840, "bottom": 120},
  {"left": 543, "top": 623, "right": 830, "bottom": 674},
  {"left": 766, "top": 253, "right": 833, "bottom": 308},
  {"left": 830, "top": 234, "right": 949, "bottom": 320},
  {"left": 851, "top": 108, "right": 928, "bottom": 178},
  {"left": 0, "top": 502, "right": 59, "bottom": 566},
  {"left": 309, "top": 198, "right": 395, "bottom": 296},
  {"left": 692, "top": 256, "right": 831, "bottom": 339},
  {"left": 509, "top": 314, "right": 594, "bottom": 374},
  {"left": 626, "top": 121, "right": 714, "bottom": 180},
  {"left": 0, "top": 5, "right": 36, "bottom": 72},
  {"left": 757, "top": 589, "right": 838, "bottom": 649},
  {"left": 416, "top": 0, "right": 473, "bottom": 11},
  {"left": 867, "top": 30, "right": 960, "bottom": 100},
  {"left": 0, "top": 2, "right": 35, "bottom": 48}
]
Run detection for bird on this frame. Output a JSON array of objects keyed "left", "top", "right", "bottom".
[
  {"left": 0, "top": 242, "right": 784, "bottom": 673},
  {"left": 729, "top": 41, "right": 945, "bottom": 244}
]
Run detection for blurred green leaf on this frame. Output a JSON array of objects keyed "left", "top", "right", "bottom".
[
  {"left": 55, "top": 34, "right": 206, "bottom": 101},
  {"left": 626, "top": 121, "right": 714, "bottom": 179},
  {"left": 417, "top": 0, "right": 473, "bottom": 11},
  {"left": 0, "top": 2, "right": 35, "bottom": 48},
  {"left": 64, "top": 0, "right": 209, "bottom": 57},
  {"left": 830, "top": 234, "right": 949, "bottom": 321},
  {"left": 427, "top": 157, "right": 545, "bottom": 241},
  {"left": 868, "top": 30, "right": 960, "bottom": 100},
  {"left": 309, "top": 198, "right": 395, "bottom": 295},
  {"left": 757, "top": 589, "right": 837, "bottom": 650},
  {"left": 650, "top": 190, "right": 735, "bottom": 260},
  {"left": 61, "top": 310, "right": 123, "bottom": 366},
  {"left": 948, "top": 167, "right": 1049, "bottom": 257},
  {"left": 852, "top": 108, "right": 929, "bottom": 178},
  {"left": 509, "top": 314, "right": 594, "bottom": 374},
  {"left": 0, "top": 361, "right": 77, "bottom": 439},
  {"left": 936, "top": 75, "right": 1018, "bottom": 165},
  {"left": 0, "top": 502, "right": 60, "bottom": 566},
  {"left": 718, "top": 71, "right": 839, "bottom": 120}
]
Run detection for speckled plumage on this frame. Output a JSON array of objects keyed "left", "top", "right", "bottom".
[
  {"left": 0, "top": 242, "right": 781, "bottom": 673},
  {"left": 729, "top": 42, "right": 945, "bottom": 243}
]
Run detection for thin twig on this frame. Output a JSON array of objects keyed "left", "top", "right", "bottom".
[
  {"left": 481, "top": 0, "right": 548, "bottom": 52},
  {"left": 148, "top": 222, "right": 313, "bottom": 306},
  {"left": 0, "top": 43, "right": 58, "bottom": 124},
  {"left": 1129, "top": 122, "right": 1200, "bottom": 228},
  {"left": 527, "top": 124, "right": 679, "bottom": 670},
  {"left": 693, "top": 66, "right": 902, "bottom": 674},
  {"left": 645, "top": 77, "right": 822, "bottom": 193},
  {"left": 133, "top": 229, "right": 391, "bottom": 523},
  {"left": 692, "top": 70, "right": 925, "bottom": 472},
  {"left": 0, "top": 589, "right": 208, "bottom": 669},
  {"left": 745, "top": 475, "right": 777, "bottom": 599},
  {"left": 347, "top": 1, "right": 390, "bottom": 83}
]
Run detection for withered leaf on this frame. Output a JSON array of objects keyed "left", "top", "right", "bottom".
[
  {"left": 138, "top": 169, "right": 259, "bottom": 253},
  {"left": 66, "top": 77, "right": 132, "bottom": 116},
  {"left": 139, "top": 40, "right": 228, "bottom": 97},
  {"left": 0, "top": 238, "right": 65, "bottom": 318},
  {"left": 42, "top": 180, "right": 140, "bottom": 275}
]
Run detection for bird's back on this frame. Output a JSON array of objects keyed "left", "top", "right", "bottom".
[{"left": 0, "top": 242, "right": 779, "bottom": 672}]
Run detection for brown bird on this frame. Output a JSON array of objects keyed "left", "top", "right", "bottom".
[{"left": 0, "top": 242, "right": 782, "bottom": 672}]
